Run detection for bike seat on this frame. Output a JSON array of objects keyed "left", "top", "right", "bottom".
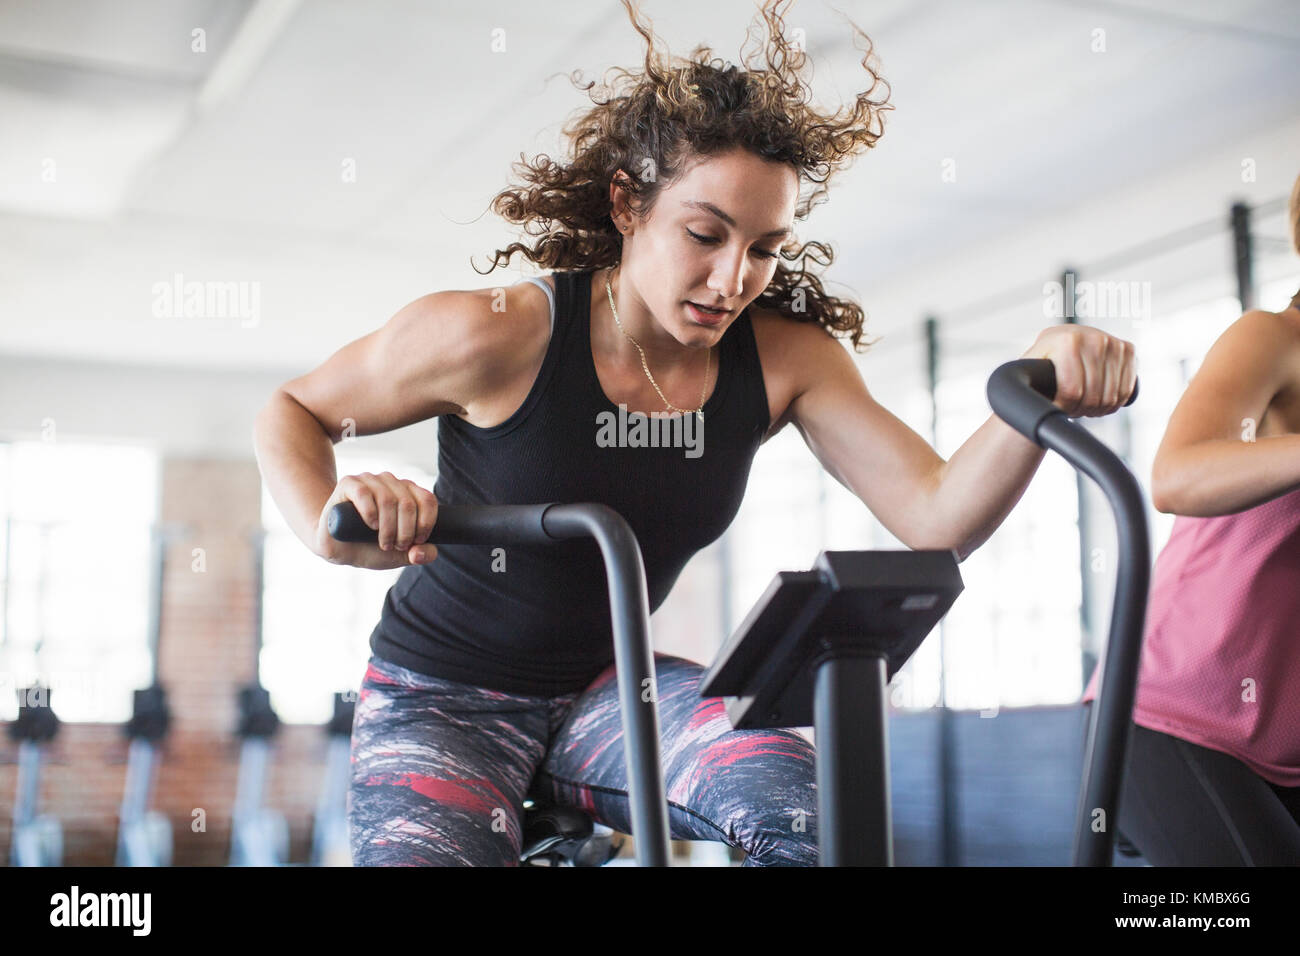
[{"left": 519, "top": 800, "right": 621, "bottom": 866}]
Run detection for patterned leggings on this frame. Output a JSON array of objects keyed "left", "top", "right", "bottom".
[{"left": 348, "top": 652, "right": 818, "bottom": 866}]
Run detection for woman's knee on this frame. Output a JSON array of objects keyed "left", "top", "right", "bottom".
[
  {"left": 679, "top": 727, "right": 819, "bottom": 865},
  {"left": 732, "top": 801, "right": 818, "bottom": 866}
]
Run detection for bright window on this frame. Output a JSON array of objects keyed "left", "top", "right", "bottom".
[{"left": 0, "top": 440, "right": 159, "bottom": 722}]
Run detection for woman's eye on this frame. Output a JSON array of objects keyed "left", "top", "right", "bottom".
[{"left": 686, "top": 229, "right": 779, "bottom": 260}]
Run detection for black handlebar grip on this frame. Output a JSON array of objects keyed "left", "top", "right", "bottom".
[
  {"left": 326, "top": 500, "right": 560, "bottom": 546},
  {"left": 1018, "top": 358, "right": 1062, "bottom": 405},
  {"left": 1017, "top": 358, "right": 1139, "bottom": 408},
  {"left": 326, "top": 501, "right": 376, "bottom": 542},
  {"left": 988, "top": 358, "right": 1139, "bottom": 446}
]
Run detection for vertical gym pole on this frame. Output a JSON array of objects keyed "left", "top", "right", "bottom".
[{"left": 1231, "top": 201, "right": 1256, "bottom": 312}]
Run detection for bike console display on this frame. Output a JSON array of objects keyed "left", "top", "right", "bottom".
[{"left": 701, "top": 550, "right": 964, "bottom": 729}]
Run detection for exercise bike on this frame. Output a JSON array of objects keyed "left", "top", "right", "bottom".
[
  {"left": 699, "top": 358, "right": 1145, "bottom": 865},
  {"left": 117, "top": 684, "right": 172, "bottom": 866},
  {"left": 116, "top": 522, "right": 182, "bottom": 867},
  {"left": 8, "top": 685, "right": 63, "bottom": 867},
  {"left": 329, "top": 358, "right": 1145, "bottom": 866},
  {"left": 330, "top": 501, "right": 672, "bottom": 866},
  {"left": 229, "top": 529, "right": 290, "bottom": 866}
]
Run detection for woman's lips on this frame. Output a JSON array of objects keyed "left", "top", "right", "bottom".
[{"left": 687, "top": 301, "right": 729, "bottom": 324}]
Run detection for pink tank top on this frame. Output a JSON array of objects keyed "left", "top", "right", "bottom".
[{"left": 1082, "top": 485, "right": 1300, "bottom": 787}]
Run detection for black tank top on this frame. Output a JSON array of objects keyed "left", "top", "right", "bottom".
[{"left": 368, "top": 268, "right": 772, "bottom": 695}]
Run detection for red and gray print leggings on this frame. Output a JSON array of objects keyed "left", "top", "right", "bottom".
[{"left": 348, "top": 652, "right": 818, "bottom": 866}]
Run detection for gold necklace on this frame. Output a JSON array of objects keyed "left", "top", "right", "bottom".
[{"left": 604, "top": 267, "right": 710, "bottom": 422}]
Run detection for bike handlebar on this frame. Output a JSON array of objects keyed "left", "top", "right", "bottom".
[
  {"left": 986, "top": 358, "right": 1137, "bottom": 441},
  {"left": 327, "top": 499, "right": 672, "bottom": 868},
  {"left": 987, "top": 358, "right": 1150, "bottom": 868},
  {"left": 328, "top": 500, "right": 557, "bottom": 545}
]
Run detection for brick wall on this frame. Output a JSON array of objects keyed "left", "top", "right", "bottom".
[{"left": 0, "top": 457, "right": 338, "bottom": 866}]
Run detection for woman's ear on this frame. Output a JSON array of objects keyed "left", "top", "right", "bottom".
[{"left": 609, "top": 170, "right": 634, "bottom": 231}]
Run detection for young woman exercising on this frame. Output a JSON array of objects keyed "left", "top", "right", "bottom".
[
  {"left": 1081, "top": 173, "right": 1300, "bottom": 866},
  {"left": 255, "top": 0, "right": 1137, "bottom": 866}
]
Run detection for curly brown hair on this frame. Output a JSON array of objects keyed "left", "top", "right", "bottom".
[{"left": 474, "top": 0, "right": 892, "bottom": 352}]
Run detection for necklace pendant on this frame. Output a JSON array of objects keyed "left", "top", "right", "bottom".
[{"left": 696, "top": 410, "right": 704, "bottom": 423}]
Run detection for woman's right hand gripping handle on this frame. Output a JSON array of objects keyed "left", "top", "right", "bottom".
[{"left": 315, "top": 471, "right": 439, "bottom": 570}]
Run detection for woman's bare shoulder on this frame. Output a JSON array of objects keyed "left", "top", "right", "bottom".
[
  {"left": 1222, "top": 305, "right": 1300, "bottom": 369},
  {"left": 1268, "top": 300, "right": 1300, "bottom": 338},
  {"left": 439, "top": 275, "right": 554, "bottom": 428},
  {"left": 745, "top": 304, "right": 848, "bottom": 438},
  {"left": 1247, "top": 303, "right": 1300, "bottom": 416},
  {"left": 1165, "top": 304, "right": 1300, "bottom": 445}
]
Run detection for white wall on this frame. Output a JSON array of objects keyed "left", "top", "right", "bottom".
[{"left": 0, "top": 354, "right": 437, "bottom": 465}]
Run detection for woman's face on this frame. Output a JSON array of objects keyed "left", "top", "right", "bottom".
[{"left": 614, "top": 147, "right": 799, "bottom": 346}]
